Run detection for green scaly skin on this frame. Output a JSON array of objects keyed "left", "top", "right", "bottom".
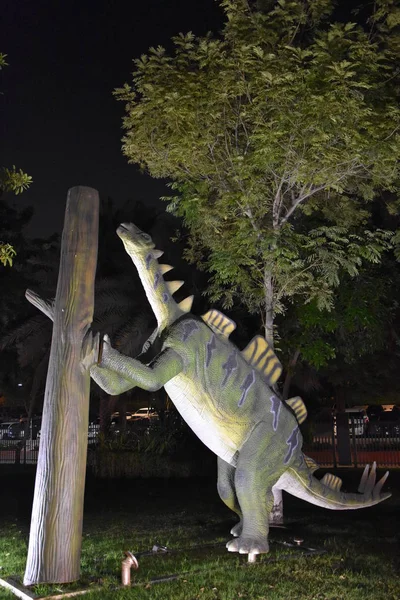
[{"left": 90, "top": 223, "right": 391, "bottom": 557}]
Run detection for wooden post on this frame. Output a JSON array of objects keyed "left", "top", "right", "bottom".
[{"left": 24, "top": 187, "right": 99, "bottom": 585}]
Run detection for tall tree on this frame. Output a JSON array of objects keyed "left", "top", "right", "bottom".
[{"left": 115, "top": 0, "right": 400, "bottom": 347}]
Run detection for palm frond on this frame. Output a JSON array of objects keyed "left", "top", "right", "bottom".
[{"left": 114, "top": 316, "right": 154, "bottom": 356}]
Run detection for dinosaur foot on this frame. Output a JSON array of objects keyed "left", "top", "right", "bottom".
[
  {"left": 230, "top": 522, "right": 243, "bottom": 537},
  {"left": 226, "top": 536, "right": 269, "bottom": 555}
]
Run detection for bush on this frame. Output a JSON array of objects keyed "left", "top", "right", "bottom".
[{"left": 91, "top": 411, "right": 216, "bottom": 478}]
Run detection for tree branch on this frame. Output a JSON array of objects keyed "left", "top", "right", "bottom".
[
  {"left": 25, "top": 289, "right": 55, "bottom": 321},
  {"left": 280, "top": 184, "right": 327, "bottom": 226}
]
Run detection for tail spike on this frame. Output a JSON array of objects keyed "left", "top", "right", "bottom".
[
  {"left": 365, "top": 461, "right": 377, "bottom": 495},
  {"left": 373, "top": 471, "right": 389, "bottom": 500},
  {"left": 358, "top": 464, "right": 370, "bottom": 493},
  {"left": 153, "top": 249, "right": 164, "bottom": 259}
]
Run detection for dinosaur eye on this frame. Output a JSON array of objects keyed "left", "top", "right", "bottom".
[{"left": 140, "top": 233, "right": 151, "bottom": 242}]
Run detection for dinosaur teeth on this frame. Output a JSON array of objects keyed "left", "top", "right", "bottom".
[
  {"left": 178, "top": 295, "right": 194, "bottom": 313},
  {"left": 166, "top": 281, "right": 184, "bottom": 295},
  {"left": 160, "top": 264, "right": 173, "bottom": 275},
  {"left": 153, "top": 249, "right": 164, "bottom": 258}
]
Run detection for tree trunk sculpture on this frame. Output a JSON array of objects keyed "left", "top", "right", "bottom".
[{"left": 24, "top": 186, "right": 99, "bottom": 585}]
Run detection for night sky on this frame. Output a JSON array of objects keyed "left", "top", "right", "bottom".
[{"left": 1, "top": 0, "right": 223, "bottom": 238}]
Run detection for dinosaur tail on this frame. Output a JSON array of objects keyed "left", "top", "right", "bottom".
[{"left": 277, "top": 462, "right": 390, "bottom": 510}]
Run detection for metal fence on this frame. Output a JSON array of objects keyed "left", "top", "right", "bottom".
[
  {"left": 0, "top": 439, "right": 40, "bottom": 465},
  {"left": 2, "top": 417, "right": 400, "bottom": 468},
  {"left": 304, "top": 415, "right": 400, "bottom": 468}
]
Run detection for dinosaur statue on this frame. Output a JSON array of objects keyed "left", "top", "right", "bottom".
[{"left": 90, "top": 222, "right": 390, "bottom": 558}]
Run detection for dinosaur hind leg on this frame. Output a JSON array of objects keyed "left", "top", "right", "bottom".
[
  {"left": 270, "top": 486, "right": 284, "bottom": 526},
  {"left": 217, "top": 457, "right": 243, "bottom": 537},
  {"left": 226, "top": 422, "right": 283, "bottom": 555},
  {"left": 217, "top": 458, "right": 283, "bottom": 535}
]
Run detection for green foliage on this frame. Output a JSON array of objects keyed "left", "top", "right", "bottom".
[
  {"left": 98, "top": 411, "right": 200, "bottom": 457},
  {"left": 0, "top": 243, "right": 16, "bottom": 267},
  {"left": 1, "top": 54, "right": 33, "bottom": 266},
  {"left": 0, "top": 165, "right": 33, "bottom": 264},
  {"left": 0, "top": 52, "right": 8, "bottom": 69},
  {"left": 201, "top": 224, "right": 394, "bottom": 315},
  {"left": 279, "top": 255, "right": 400, "bottom": 380},
  {"left": 116, "top": 0, "right": 400, "bottom": 342},
  {"left": 0, "top": 164, "right": 33, "bottom": 267},
  {"left": 0, "top": 165, "right": 33, "bottom": 196}
]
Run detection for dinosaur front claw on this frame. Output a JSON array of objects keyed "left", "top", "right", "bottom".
[
  {"left": 226, "top": 536, "right": 269, "bottom": 555},
  {"left": 101, "top": 334, "right": 112, "bottom": 354},
  {"left": 98, "top": 334, "right": 121, "bottom": 366}
]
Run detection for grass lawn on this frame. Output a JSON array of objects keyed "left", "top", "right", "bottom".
[{"left": 0, "top": 466, "right": 399, "bottom": 600}]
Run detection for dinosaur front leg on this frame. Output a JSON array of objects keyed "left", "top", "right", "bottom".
[
  {"left": 226, "top": 422, "right": 282, "bottom": 556},
  {"left": 90, "top": 334, "right": 184, "bottom": 395},
  {"left": 90, "top": 363, "right": 137, "bottom": 395},
  {"left": 217, "top": 457, "right": 243, "bottom": 536}
]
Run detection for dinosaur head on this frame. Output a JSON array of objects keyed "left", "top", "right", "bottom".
[
  {"left": 116, "top": 221, "right": 193, "bottom": 329},
  {"left": 117, "top": 223, "right": 156, "bottom": 254}
]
